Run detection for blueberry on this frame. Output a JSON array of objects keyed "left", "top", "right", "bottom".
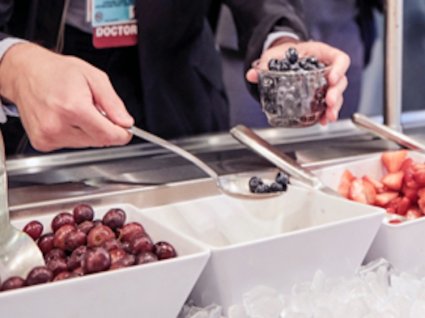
[
  {"left": 278, "top": 60, "right": 290, "bottom": 71},
  {"left": 286, "top": 47, "right": 298, "bottom": 64},
  {"left": 299, "top": 58, "right": 315, "bottom": 71},
  {"left": 269, "top": 182, "right": 286, "bottom": 192},
  {"left": 306, "top": 56, "right": 318, "bottom": 66},
  {"left": 268, "top": 59, "right": 280, "bottom": 71},
  {"left": 276, "top": 171, "right": 289, "bottom": 186},
  {"left": 254, "top": 183, "right": 270, "bottom": 193},
  {"left": 290, "top": 63, "right": 300, "bottom": 71},
  {"left": 249, "top": 176, "right": 263, "bottom": 192},
  {"left": 317, "top": 62, "right": 325, "bottom": 69}
]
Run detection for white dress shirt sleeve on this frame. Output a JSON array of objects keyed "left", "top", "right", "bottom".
[
  {"left": 263, "top": 31, "right": 300, "bottom": 52},
  {"left": 0, "top": 38, "right": 26, "bottom": 123}
]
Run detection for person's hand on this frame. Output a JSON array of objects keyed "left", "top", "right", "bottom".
[
  {"left": 0, "top": 43, "right": 134, "bottom": 152},
  {"left": 246, "top": 40, "right": 350, "bottom": 125}
]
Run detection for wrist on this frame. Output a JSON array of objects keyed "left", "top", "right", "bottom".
[{"left": 0, "top": 43, "right": 42, "bottom": 101}]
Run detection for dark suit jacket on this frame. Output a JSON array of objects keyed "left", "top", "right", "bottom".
[{"left": 0, "top": 0, "right": 308, "bottom": 139}]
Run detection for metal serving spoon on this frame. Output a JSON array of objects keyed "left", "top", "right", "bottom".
[
  {"left": 351, "top": 113, "right": 425, "bottom": 151},
  {"left": 0, "top": 131, "right": 44, "bottom": 282},
  {"left": 230, "top": 125, "right": 339, "bottom": 196},
  {"left": 128, "top": 126, "right": 281, "bottom": 199}
]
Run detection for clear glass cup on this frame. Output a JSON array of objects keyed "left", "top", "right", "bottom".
[{"left": 255, "top": 61, "right": 329, "bottom": 128}]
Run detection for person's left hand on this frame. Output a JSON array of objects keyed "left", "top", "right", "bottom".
[{"left": 246, "top": 40, "right": 350, "bottom": 125}]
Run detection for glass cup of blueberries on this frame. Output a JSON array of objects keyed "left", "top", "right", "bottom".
[{"left": 256, "top": 47, "right": 328, "bottom": 128}]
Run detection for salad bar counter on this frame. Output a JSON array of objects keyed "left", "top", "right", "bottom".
[{"left": 3, "top": 113, "right": 425, "bottom": 317}]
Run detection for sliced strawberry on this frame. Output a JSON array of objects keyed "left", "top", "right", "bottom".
[
  {"left": 388, "top": 219, "right": 403, "bottom": 224},
  {"left": 374, "top": 191, "right": 399, "bottom": 207},
  {"left": 406, "top": 206, "right": 423, "bottom": 220},
  {"left": 348, "top": 179, "right": 367, "bottom": 204},
  {"left": 338, "top": 170, "right": 355, "bottom": 198},
  {"left": 402, "top": 185, "right": 419, "bottom": 201},
  {"left": 362, "top": 175, "right": 384, "bottom": 193},
  {"left": 386, "top": 197, "right": 401, "bottom": 214},
  {"left": 418, "top": 188, "right": 425, "bottom": 199},
  {"left": 363, "top": 179, "right": 377, "bottom": 204},
  {"left": 349, "top": 179, "right": 376, "bottom": 204},
  {"left": 418, "top": 196, "right": 425, "bottom": 214},
  {"left": 400, "top": 158, "right": 414, "bottom": 172},
  {"left": 404, "top": 167, "right": 418, "bottom": 189},
  {"left": 381, "top": 150, "right": 408, "bottom": 173},
  {"left": 396, "top": 197, "right": 411, "bottom": 216},
  {"left": 381, "top": 171, "right": 404, "bottom": 191},
  {"left": 413, "top": 169, "right": 425, "bottom": 187},
  {"left": 414, "top": 163, "right": 425, "bottom": 171}
]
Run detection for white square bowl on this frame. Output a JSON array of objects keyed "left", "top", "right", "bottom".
[
  {"left": 0, "top": 204, "right": 210, "bottom": 318},
  {"left": 142, "top": 185, "right": 384, "bottom": 310},
  {"left": 313, "top": 151, "right": 425, "bottom": 271}
]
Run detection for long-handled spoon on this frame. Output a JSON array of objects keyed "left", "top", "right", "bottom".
[{"left": 128, "top": 126, "right": 282, "bottom": 199}]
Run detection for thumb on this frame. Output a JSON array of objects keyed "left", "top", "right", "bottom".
[{"left": 245, "top": 68, "right": 259, "bottom": 83}]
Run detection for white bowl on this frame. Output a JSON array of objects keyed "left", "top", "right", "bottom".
[
  {"left": 313, "top": 151, "right": 425, "bottom": 271},
  {"left": 0, "top": 204, "right": 210, "bottom": 318},
  {"left": 142, "top": 185, "right": 384, "bottom": 310}
]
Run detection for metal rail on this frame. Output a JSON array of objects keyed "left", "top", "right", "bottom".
[{"left": 384, "top": 0, "right": 404, "bottom": 131}]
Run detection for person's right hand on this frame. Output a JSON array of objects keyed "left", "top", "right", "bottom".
[{"left": 0, "top": 42, "right": 134, "bottom": 152}]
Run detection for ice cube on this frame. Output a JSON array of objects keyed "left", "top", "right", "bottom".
[
  {"left": 310, "top": 270, "right": 325, "bottom": 293},
  {"left": 410, "top": 299, "right": 425, "bottom": 318},
  {"left": 280, "top": 310, "right": 311, "bottom": 318},
  {"left": 242, "top": 285, "right": 284, "bottom": 318},
  {"left": 227, "top": 305, "right": 249, "bottom": 318},
  {"left": 203, "top": 304, "right": 223, "bottom": 318}
]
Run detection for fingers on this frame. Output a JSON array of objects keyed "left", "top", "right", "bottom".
[
  {"left": 22, "top": 104, "right": 132, "bottom": 152},
  {"left": 36, "top": 127, "right": 92, "bottom": 152},
  {"left": 246, "top": 68, "right": 259, "bottom": 83},
  {"left": 83, "top": 63, "right": 134, "bottom": 128},
  {"left": 326, "top": 75, "right": 348, "bottom": 121},
  {"left": 306, "top": 42, "right": 350, "bottom": 85},
  {"left": 327, "top": 50, "right": 350, "bottom": 86},
  {"left": 7, "top": 50, "right": 135, "bottom": 152},
  {"left": 75, "top": 101, "right": 133, "bottom": 147}
]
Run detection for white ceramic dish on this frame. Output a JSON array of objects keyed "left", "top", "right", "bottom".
[
  {"left": 0, "top": 204, "right": 210, "bottom": 318},
  {"left": 313, "top": 151, "right": 425, "bottom": 271},
  {"left": 142, "top": 185, "right": 384, "bottom": 310}
]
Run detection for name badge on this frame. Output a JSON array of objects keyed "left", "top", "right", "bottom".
[{"left": 91, "top": 0, "right": 138, "bottom": 49}]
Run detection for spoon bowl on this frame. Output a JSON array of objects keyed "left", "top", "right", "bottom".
[
  {"left": 0, "top": 228, "right": 45, "bottom": 282},
  {"left": 128, "top": 126, "right": 282, "bottom": 200},
  {"left": 215, "top": 172, "right": 284, "bottom": 199},
  {"left": 0, "top": 131, "right": 44, "bottom": 283}
]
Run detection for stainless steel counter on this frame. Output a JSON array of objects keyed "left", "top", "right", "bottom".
[{"left": 6, "top": 111, "right": 425, "bottom": 216}]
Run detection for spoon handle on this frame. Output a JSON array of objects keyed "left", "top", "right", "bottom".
[
  {"left": 128, "top": 126, "right": 218, "bottom": 179},
  {"left": 0, "top": 129, "right": 10, "bottom": 241},
  {"left": 352, "top": 113, "right": 425, "bottom": 151},
  {"left": 230, "top": 125, "right": 323, "bottom": 189}
]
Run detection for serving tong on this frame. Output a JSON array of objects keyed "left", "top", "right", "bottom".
[
  {"left": 230, "top": 125, "right": 339, "bottom": 196},
  {"left": 351, "top": 113, "right": 425, "bottom": 152}
]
